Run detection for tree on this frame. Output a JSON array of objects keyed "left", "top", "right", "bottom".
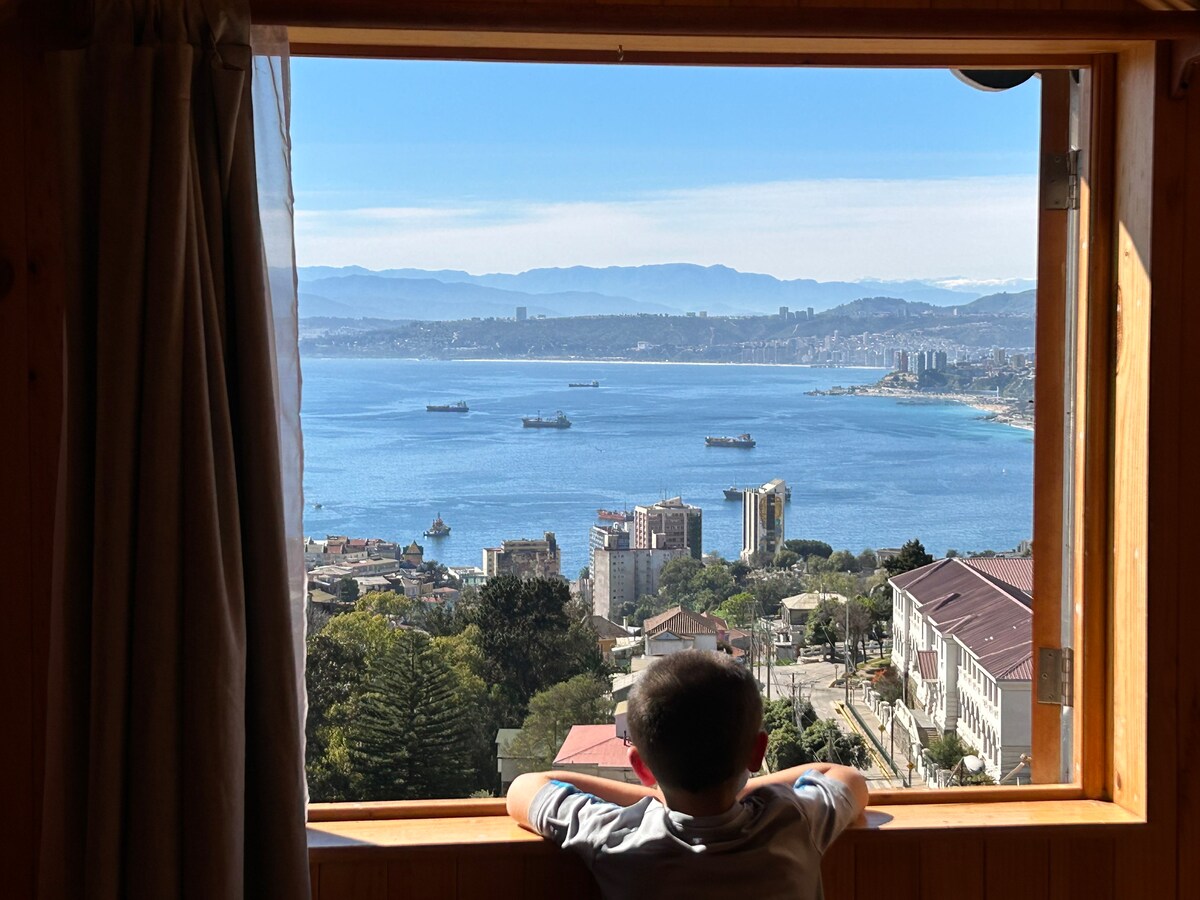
[
  {"left": 766, "top": 721, "right": 810, "bottom": 770},
  {"left": 801, "top": 719, "right": 870, "bottom": 769},
  {"left": 346, "top": 630, "right": 476, "bottom": 799},
  {"left": 335, "top": 576, "right": 360, "bottom": 603},
  {"left": 656, "top": 556, "right": 737, "bottom": 612},
  {"left": 751, "top": 573, "right": 806, "bottom": 618},
  {"left": 772, "top": 548, "right": 800, "bottom": 570},
  {"left": 945, "top": 548, "right": 960, "bottom": 559},
  {"left": 785, "top": 539, "right": 833, "bottom": 559},
  {"left": 828, "top": 549, "right": 861, "bottom": 573},
  {"left": 856, "top": 548, "right": 879, "bottom": 571},
  {"left": 469, "top": 575, "right": 601, "bottom": 725},
  {"left": 925, "top": 732, "right": 977, "bottom": 770},
  {"left": 508, "top": 674, "right": 613, "bottom": 768},
  {"left": 844, "top": 596, "right": 873, "bottom": 669},
  {"left": 763, "top": 697, "right": 817, "bottom": 735},
  {"left": 864, "top": 593, "right": 892, "bottom": 658},
  {"left": 715, "top": 592, "right": 755, "bottom": 627},
  {"left": 871, "top": 665, "right": 904, "bottom": 705},
  {"left": 884, "top": 538, "right": 934, "bottom": 576},
  {"left": 806, "top": 597, "right": 845, "bottom": 661}
]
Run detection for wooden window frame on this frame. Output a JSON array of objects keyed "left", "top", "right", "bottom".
[{"left": 266, "top": 3, "right": 1193, "bottom": 839}]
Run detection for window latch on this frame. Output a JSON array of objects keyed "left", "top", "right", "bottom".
[{"left": 1036, "top": 646, "right": 1074, "bottom": 707}]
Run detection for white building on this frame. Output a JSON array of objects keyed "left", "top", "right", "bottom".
[
  {"left": 591, "top": 545, "right": 687, "bottom": 620},
  {"left": 633, "top": 496, "right": 703, "bottom": 560},
  {"left": 741, "top": 479, "right": 786, "bottom": 562},
  {"left": 890, "top": 557, "right": 1033, "bottom": 781}
]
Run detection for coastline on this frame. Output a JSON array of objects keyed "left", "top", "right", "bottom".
[
  {"left": 302, "top": 355, "right": 888, "bottom": 371},
  {"left": 813, "top": 385, "right": 1034, "bottom": 431}
]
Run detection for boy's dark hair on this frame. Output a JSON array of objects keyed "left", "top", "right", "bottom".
[{"left": 626, "top": 650, "right": 763, "bottom": 793}]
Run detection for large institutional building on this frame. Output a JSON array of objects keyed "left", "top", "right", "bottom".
[
  {"left": 481, "top": 531, "right": 562, "bottom": 579},
  {"left": 741, "top": 479, "right": 787, "bottom": 562},
  {"left": 591, "top": 545, "right": 687, "bottom": 620},
  {"left": 890, "top": 556, "right": 1033, "bottom": 781}
]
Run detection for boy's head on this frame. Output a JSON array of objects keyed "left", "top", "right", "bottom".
[{"left": 626, "top": 650, "right": 764, "bottom": 794}]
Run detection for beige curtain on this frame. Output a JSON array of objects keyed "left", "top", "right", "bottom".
[{"left": 40, "top": 2, "right": 310, "bottom": 898}]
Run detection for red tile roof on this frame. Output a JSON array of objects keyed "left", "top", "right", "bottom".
[
  {"left": 891, "top": 558, "right": 1033, "bottom": 682},
  {"left": 962, "top": 557, "right": 1034, "bottom": 594},
  {"left": 643, "top": 605, "right": 718, "bottom": 638},
  {"left": 553, "top": 725, "right": 632, "bottom": 769}
]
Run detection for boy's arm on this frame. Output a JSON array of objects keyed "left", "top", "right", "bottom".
[
  {"left": 740, "top": 762, "right": 869, "bottom": 815},
  {"left": 506, "top": 770, "right": 662, "bottom": 831}
]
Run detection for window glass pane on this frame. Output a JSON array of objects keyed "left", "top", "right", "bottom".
[{"left": 294, "top": 60, "right": 1043, "bottom": 801}]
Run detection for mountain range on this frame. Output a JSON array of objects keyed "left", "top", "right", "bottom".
[{"left": 297, "top": 264, "right": 1036, "bottom": 321}]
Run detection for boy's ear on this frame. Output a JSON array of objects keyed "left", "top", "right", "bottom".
[
  {"left": 748, "top": 730, "right": 769, "bottom": 771},
  {"left": 628, "top": 746, "right": 658, "bottom": 788}
]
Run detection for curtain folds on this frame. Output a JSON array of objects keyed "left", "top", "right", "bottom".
[{"left": 40, "top": 3, "right": 310, "bottom": 898}]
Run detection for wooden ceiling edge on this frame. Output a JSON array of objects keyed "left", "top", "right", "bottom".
[
  {"left": 286, "top": 27, "right": 1139, "bottom": 61},
  {"left": 256, "top": 4, "right": 1200, "bottom": 40}
]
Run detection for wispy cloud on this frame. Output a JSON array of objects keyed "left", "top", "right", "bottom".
[{"left": 294, "top": 176, "right": 1036, "bottom": 282}]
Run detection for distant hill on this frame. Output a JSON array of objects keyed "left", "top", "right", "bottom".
[
  {"left": 296, "top": 264, "right": 997, "bottom": 319},
  {"left": 297, "top": 274, "right": 674, "bottom": 321},
  {"left": 820, "top": 296, "right": 940, "bottom": 318},
  {"left": 958, "top": 290, "right": 1037, "bottom": 316}
]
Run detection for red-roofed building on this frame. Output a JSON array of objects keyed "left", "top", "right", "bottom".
[
  {"left": 890, "top": 557, "right": 1033, "bottom": 781},
  {"left": 552, "top": 724, "right": 639, "bottom": 784},
  {"left": 642, "top": 605, "right": 719, "bottom": 657}
]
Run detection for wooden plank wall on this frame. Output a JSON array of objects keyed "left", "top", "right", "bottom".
[{"left": 2, "top": 5, "right": 1197, "bottom": 900}]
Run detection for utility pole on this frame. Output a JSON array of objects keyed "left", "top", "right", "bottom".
[{"left": 844, "top": 599, "right": 851, "bottom": 704}]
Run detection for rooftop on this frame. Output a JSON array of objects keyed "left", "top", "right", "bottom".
[
  {"left": 553, "top": 725, "right": 632, "bottom": 769},
  {"left": 643, "top": 605, "right": 719, "bottom": 637}
]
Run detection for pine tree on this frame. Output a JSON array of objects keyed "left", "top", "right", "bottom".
[{"left": 347, "top": 629, "right": 474, "bottom": 800}]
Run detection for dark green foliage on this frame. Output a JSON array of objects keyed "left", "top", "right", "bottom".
[
  {"left": 884, "top": 539, "right": 934, "bottom": 576},
  {"left": 347, "top": 630, "right": 475, "bottom": 800},
  {"left": 925, "top": 732, "right": 978, "bottom": 770},
  {"left": 509, "top": 674, "right": 614, "bottom": 768},
  {"left": 827, "top": 550, "right": 861, "bottom": 573},
  {"left": 656, "top": 556, "right": 738, "bottom": 613},
  {"left": 469, "top": 575, "right": 603, "bottom": 725},
  {"left": 763, "top": 697, "right": 817, "bottom": 736},
  {"left": 772, "top": 548, "right": 800, "bottom": 570},
  {"left": 785, "top": 539, "right": 833, "bottom": 560},
  {"left": 806, "top": 597, "right": 845, "bottom": 660},
  {"left": 801, "top": 719, "right": 870, "bottom": 769},
  {"left": 766, "top": 722, "right": 809, "bottom": 771},
  {"left": 305, "top": 632, "right": 367, "bottom": 764}
]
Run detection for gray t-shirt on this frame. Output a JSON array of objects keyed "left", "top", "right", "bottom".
[{"left": 529, "top": 770, "right": 858, "bottom": 900}]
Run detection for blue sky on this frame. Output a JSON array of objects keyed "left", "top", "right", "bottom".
[{"left": 291, "top": 60, "right": 1040, "bottom": 284}]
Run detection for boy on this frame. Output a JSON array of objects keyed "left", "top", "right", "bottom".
[{"left": 507, "top": 650, "right": 868, "bottom": 899}]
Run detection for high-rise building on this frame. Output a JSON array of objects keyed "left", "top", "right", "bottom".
[
  {"left": 591, "top": 546, "right": 687, "bottom": 620},
  {"left": 933, "top": 350, "right": 948, "bottom": 371},
  {"left": 897, "top": 350, "right": 909, "bottom": 372},
  {"left": 516, "top": 306, "right": 527, "bottom": 321},
  {"left": 588, "top": 523, "right": 629, "bottom": 576},
  {"left": 741, "top": 479, "right": 786, "bottom": 563},
  {"left": 482, "top": 531, "right": 560, "bottom": 579},
  {"left": 633, "top": 496, "right": 703, "bottom": 560}
]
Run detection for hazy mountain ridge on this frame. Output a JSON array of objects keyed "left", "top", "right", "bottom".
[{"left": 297, "top": 264, "right": 1019, "bottom": 320}]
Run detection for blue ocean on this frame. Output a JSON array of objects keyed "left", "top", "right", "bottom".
[{"left": 300, "top": 359, "right": 1033, "bottom": 575}]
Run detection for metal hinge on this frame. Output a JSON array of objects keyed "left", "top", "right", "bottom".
[
  {"left": 1036, "top": 646, "right": 1074, "bottom": 707},
  {"left": 1042, "top": 149, "right": 1080, "bottom": 211}
]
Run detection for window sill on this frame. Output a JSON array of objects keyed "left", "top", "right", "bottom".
[{"left": 306, "top": 798, "right": 1143, "bottom": 861}]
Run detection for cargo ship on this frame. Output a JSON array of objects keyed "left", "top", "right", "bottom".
[
  {"left": 426, "top": 401, "right": 469, "bottom": 413},
  {"left": 423, "top": 513, "right": 450, "bottom": 537},
  {"left": 705, "top": 433, "right": 756, "bottom": 448},
  {"left": 523, "top": 411, "right": 572, "bottom": 429},
  {"left": 724, "top": 484, "right": 791, "bottom": 502},
  {"left": 569, "top": 380, "right": 600, "bottom": 388}
]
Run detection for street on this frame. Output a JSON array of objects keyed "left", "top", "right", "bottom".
[{"left": 753, "top": 654, "right": 905, "bottom": 788}]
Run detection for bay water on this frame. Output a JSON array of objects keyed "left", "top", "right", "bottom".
[{"left": 300, "top": 358, "right": 1033, "bottom": 575}]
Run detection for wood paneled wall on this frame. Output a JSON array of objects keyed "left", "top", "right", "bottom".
[{"left": 3, "top": 5, "right": 1198, "bottom": 900}]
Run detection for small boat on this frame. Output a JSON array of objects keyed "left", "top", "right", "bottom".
[
  {"left": 424, "top": 513, "right": 451, "bottom": 537},
  {"left": 569, "top": 380, "right": 600, "bottom": 388},
  {"left": 706, "top": 433, "right": 756, "bottom": 449},
  {"left": 724, "top": 485, "right": 791, "bottom": 502},
  {"left": 312, "top": 502, "right": 323, "bottom": 509},
  {"left": 523, "top": 410, "right": 572, "bottom": 429},
  {"left": 597, "top": 509, "right": 634, "bottom": 522},
  {"left": 427, "top": 401, "right": 469, "bottom": 412}
]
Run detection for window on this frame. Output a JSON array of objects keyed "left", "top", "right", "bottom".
[{"left": 285, "top": 19, "right": 1156, "bottom": 830}]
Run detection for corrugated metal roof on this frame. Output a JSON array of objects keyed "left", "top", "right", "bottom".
[
  {"left": 917, "top": 649, "right": 940, "bottom": 680},
  {"left": 962, "top": 557, "right": 1034, "bottom": 594},
  {"left": 643, "top": 605, "right": 718, "bottom": 637},
  {"left": 553, "top": 725, "right": 632, "bottom": 769},
  {"left": 891, "top": 558, "right": 1033, "bottom": 682}
]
